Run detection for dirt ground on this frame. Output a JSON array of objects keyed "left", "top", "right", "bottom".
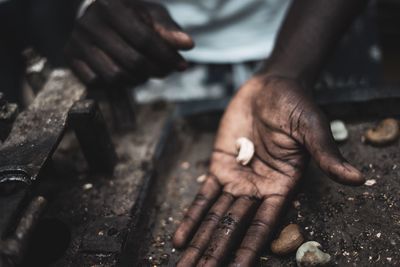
[{"left": 142, "top": 118, "right": 400, "bottom": 266}]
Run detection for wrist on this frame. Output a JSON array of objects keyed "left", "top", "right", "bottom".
[
  {"left": 258, "top": 59, "right": 317, "bottom": 90},
  {"left": 254, "top": 69, "right": 312, "bottom": 94},
  {"left": 258, "top": 42, "right": 324, "bottom": 90}
]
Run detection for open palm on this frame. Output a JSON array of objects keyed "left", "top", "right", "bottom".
[{"left": 173, "top": 75, "right": 364, "bottom": 267}]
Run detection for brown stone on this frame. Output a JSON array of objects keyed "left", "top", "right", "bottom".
[
  {"left": 364, "top": 118, "right": 399, "bottom": 146},
  {"left": 271, "top": 224, "right": 304, "bottom": 255}
]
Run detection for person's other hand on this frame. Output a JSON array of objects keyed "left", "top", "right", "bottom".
[
  {"left": 64, "top": 0, "right": 194, "bottom": 86},
  {"left": 173, "top": 75, "right": 364, "bottom": 267}
]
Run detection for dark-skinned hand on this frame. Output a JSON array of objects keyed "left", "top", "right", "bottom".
[
  {"left": 64, "top": 0, "right": 194, "bottom": 86},
  {"left": 173, "top": 75, "right": 364, "bottom": 267}
]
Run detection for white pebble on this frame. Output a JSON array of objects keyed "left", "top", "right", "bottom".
[
  {"left": 330, "top": 120, "right": 348, "bottom": 142},
  {"left": 196, "top": 174, "right": 207, "bottom": 183},
  {"left": 235, "top": 137, "right": 255, "bottom": 166},
  {"left": 83, "top": 183, "right": 93, "bottom": 190},
  {"left": 365, "top": 179, "right": 377, "bottom": 186},
  {"left": 296, "top": 241, "right": 331, "bottom": 267}
]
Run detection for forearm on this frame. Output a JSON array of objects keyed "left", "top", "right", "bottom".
[{"left": 263, "top": 0, "right": 368, "bottom": 86}]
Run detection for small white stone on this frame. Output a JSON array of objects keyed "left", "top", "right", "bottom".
[
  {"left": 83, "top": 183, "right": 93, "bottom": 190},
  {"left": 196, "top": 174, "right": 207, "bottom": 183},
  {"left": 330, "top": 120, "right": 348, "bottom": 142},
  {"left": 293, "top": 200, "right": 301, "bottom": 209},
  {"left": 296, "top": 241, "right": 331, "bottom": 267},
  {"left": 365, "top": 179, "right": 377, "bottom": 186},
  {"left": 235, "top": 137, "right": 255, "bottom": 166},
  {"left": 376, "top": 233, "right": 381, "bottom": 238},
  {"left": 181, "top": 161, "right": 190, "bottom": 170}
]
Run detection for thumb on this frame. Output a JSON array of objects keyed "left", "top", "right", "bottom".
[
  {"left": 153, "top": 19, "right": 194, "bottom": 51},
  {"left": 304, "top": 115, "right": 364, "bottom": 186},
  {"left": 145, "top": 5, "right": 194, "bottom": 50}
]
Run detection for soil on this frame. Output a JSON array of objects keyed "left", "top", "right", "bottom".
[
  {"left": 141, "top": 117, "right": 400, "bottom": 267},
  {"left": 15, "top": 103, "right": 400, "bottom": 267}
]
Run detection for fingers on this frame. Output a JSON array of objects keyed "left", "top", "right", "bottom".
[
  {"left": 173, "top": 176, "right": 221, "bottom": 248},
  {"left": 155, "top": 26, "right": 194, "bottom": 51},
  {"left": 305, "top": 113, "right": 364, "bottom": 186},
  {"left": 68, "top": 31, "right": 124, "bottom": 84},
  {"left": 68, "top": 58, "right": 97, "bottom": 85},
  {"left": 96, "top": 0, "right": 187, "bottom": 70},
  {"left": 229, "top": 195, "right": 285, "bottom": 267},
  {"left": 197, "top": 197, "right": 259, "bottom": 267},
  {"left": 177, "top": 193, "right": 234, "bottom": 267},
  {"left": 136, "top": 1, "right": 194, "bottom": 50},
  {"left": 148, "top": 8, "right": 194, "bottom": 50},
  {"left": 78, "top": 19, "right": 168, "bottom": 79}
]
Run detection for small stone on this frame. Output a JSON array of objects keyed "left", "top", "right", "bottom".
[
  {"left": 296, "top": 241, "right": 331, "bottom": 267},
  {"left": 293, "top": 200, "right": 301, "bottom": 209},
  {"left": 235, "top": 137, "right": 255, "bottom": 166},
  {"left": 364, "top": 118, "right": 399, "bottom": 146},
  {"left": 271, "top": 224, "right": 304, "bottom": 255},
  {"left": 181, "top": 161, "right": 190, "bottom": 170},
  {"left": 365, "top": 179, "right": 377, "bottom": 186},
  {"left": 160, "top": 253, "right": 169, "bottom": 262},
  {"left": 376, "top": 233, "right": 381, "bottom": 238},
  {"left": 196, "top": 174, "right": 207, "bottom": 183},
  {"left": 330, "top": 120, "right": 348, "bottom": 142},
  {"left": 82, "top": 183, "right": 93, "bottom": 190}
]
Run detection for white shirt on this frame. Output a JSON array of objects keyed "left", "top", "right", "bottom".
[{"left": 152, "top": 0, "right": 291, "bottom": 63}]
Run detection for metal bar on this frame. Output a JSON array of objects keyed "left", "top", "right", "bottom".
[
  {"left": 0, "top": 69, "right": 86, "bottom": 183},
  {"left": 69, "top": 99, "right": 117, "bottom": 174},
  {"left": 106, "top": 88, "right": 136, "bottom": 131},
  {"left": 0, "top": 70, "right": 86, "bottom": 260}
]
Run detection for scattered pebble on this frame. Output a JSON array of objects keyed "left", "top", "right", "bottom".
[
  {"left": 180, "top": 161, "right": 190, "bottom": 170},
  {"left": 365, "top": 179, "right": 377, "bottom": 186},
  {"left": 296, "top": 241, "right": 331, "bottom": 267},
  {"left": 330, "top": 120, "right": 348, "bottom": 142},
  {"left": 271, "top": 224, "right": 304, "bottom": 255},
  {"left": 376, "top": 233, "right": 381, "bottom": 238},
  {"left": 364, "top": 118, "right": 399, "bottom": 146},
  {"left": 82, "top": 183, "right": 93, "bottom": 190},
  {"left": 293, "top": 200, "right": 301, "bottom": 209},
  {"left": 259, "top": 256, "right": 269, "bottom": 264},
  {"left": 196, "top": 174, "right": 207, "bottom": 183}
]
